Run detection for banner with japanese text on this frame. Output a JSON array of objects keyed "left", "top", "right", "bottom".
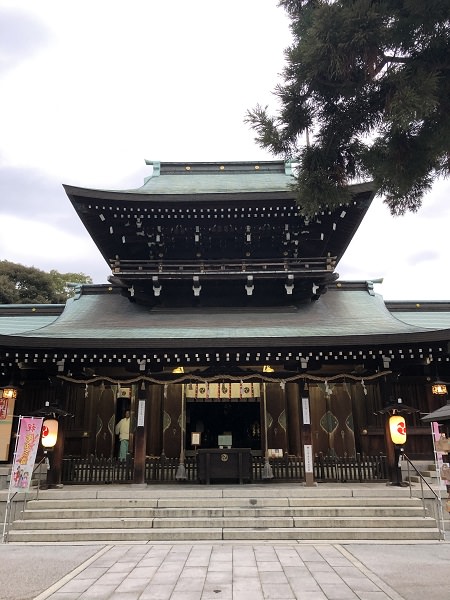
[
  {"left": 10, "top": 417, "right": 43, "bottom": 492},
  {"left": 0, "top": 395, "right": 16, "bottom": 461}
]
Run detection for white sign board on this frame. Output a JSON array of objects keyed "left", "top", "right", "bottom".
[
  {"left": 302, "top": 396, "right": 311, "bottom": 425},
  {"left": 304, "top": 444, "right": 313, "bottom": 473},
  {"left": 191, "top": 432, "right": 201, "bottom": 446},
  {"left": 137, "top": 400, "right": 146, "bottom": 427}
]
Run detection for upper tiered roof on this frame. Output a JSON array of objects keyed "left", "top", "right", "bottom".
[{"left": 65, "top": 160, "right": 375, "bottom": 306}]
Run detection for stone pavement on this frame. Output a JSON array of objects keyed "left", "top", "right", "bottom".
[{"left": 1, "top": 541, "right": 449, "bottom": 600}]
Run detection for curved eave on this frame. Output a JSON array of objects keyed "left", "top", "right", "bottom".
[
  {"left": 0, "top": 329, "right": 449, "bottom": 351},
  {"left": 65, "top": 181, "right": 376, "bottom": 274},
  {"left": 1, "top": 284, "right": 448, "bottom": 351},
  {"left": 64, "top": 181, "right": 375, "bottom": 204}
]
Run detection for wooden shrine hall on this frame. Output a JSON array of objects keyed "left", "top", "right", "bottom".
[{"left": 0, "top": 160, "right": 449, "bottom": 485}]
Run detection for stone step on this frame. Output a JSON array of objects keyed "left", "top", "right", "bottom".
[
  {"left": 7, "top": 525, "right": 441, "bottom": 543},
  {"left": 411, "top": 473, "right": 437, "bottom": 480},
  {"left": 20, "top": 505, "right": 425, "bottom": 520},
  {"left": 12, "top": 514, "right": 435, "bottom": 530},
  {"left": 29, "top": 486, "right": 414, "bottom": 500},
  {"left": 417, "top": 470, "right": 439, "bottom": 478},
  {"left": 24, "top": 495, "right": 421, "bottom": 510},
  {"left": 7, "top": 487, "right": 441, "bottom": 543},
  {"left": 407, "top": 475, "right": 442, "bottom": 485},
  {"left": 222, "top": 527, "right": 442, "bottom": 541}
]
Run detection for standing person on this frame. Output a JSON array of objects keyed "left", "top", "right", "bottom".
[{"left": 115, "top": 409, "right": 130, "bottom": 460}]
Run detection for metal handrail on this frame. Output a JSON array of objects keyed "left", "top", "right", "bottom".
[
  {"left": 403, "top": 453, "right": 446, "bottom": 541},
  {"left": 2, "top": 456, "right": 47, "bottom": 543}
]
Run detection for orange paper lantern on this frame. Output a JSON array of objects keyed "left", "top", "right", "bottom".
[
  {"left": 41, "top": 418, "right": 58, "bottom": 448},
  {"left": 2, "top": 387, "right": 17, "bottom": 400},
  {"left": 389, "top": 415, "right": 407, "bottom": 445}
]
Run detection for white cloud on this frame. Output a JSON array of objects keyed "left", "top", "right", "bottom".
[
  {"left": 0, "top": 215, "right": 109, "bottom": 280},
  {"left": 0, "top": 1, "right": 449, "bottom": 300},
  {"left": 338, "top": 179, "right": 450, "bottom": 300}
]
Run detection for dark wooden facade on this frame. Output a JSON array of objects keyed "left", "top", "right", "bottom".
[{"left": 1, "top": 161, "right": 449, "bottom": 481}]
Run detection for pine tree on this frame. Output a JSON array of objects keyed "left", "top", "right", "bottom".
[{"left": 246, "top": 0, "right": 450, "bottom": 215}]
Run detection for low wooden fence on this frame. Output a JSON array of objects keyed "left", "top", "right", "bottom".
[
  {"left": 314, "top": 453, "right": 388, "bottom": 482},
  {"left": 61, "top": 453, "right": 387, "bottom": 485}
]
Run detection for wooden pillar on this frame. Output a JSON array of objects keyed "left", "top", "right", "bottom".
[
  {"left": 148, "top": 385, "right": 163, "bottom": 456},
  {"left": 301, "top": 383, "right": 315, "bottom": 486},
  {"left": 385, "top": 421, "right": 395, "bottom": 469},
  {"left": 260, "top": 386, "right": 268, "bottom": 457},
  {"left": 265, "top": 383, "right": 288, "bottom": 453},
  {"left": 286, "top": 383, "right": 302, "bottom": 455},
  {"left": 47, "top": 379, "right": 67, "bottom": 487},
  {"left": 162, "top": 385, "right": 182, "bottom": 458},
  {"left": 133, "top": 382, "right": 148, "bottom": 484},
  {"left": 380, "top": 377, "right": 396, "bottom": 481},
  {"left": 95, "top": 386, "right": 115, "bottom": 458},
  {"left": 47, "top": 427, "right": 64, "bottom": 487}
]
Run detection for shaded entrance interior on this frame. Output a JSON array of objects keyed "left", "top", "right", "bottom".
[{"left": 186, "top": 401, "right": 261, "bottom": 451}]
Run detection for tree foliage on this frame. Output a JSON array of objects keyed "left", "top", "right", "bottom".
[
  {"left": 0, "top": 261, "right": 93, "bottom": 304},
  {"left": 246, "top": 0, "right": 450, "bottom": 215},
  {"left": 48, "top": 269, "right": 93, "bottom": 303}
]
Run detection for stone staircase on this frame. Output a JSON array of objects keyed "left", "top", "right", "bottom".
[
  {"left": 5, "top": 484, "right": 442, "bottom": 543},
  {"left": 404, "top": 461, "right": 444, "bottom": 487}
]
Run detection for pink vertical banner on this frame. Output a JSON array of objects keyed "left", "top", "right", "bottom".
[
  {"left": 432, "top": 421, "right": 441, "bottom": 442},
  {"left": 0, "top": 396, "right": 16, "bottom": 461},
  {"left": 10, "top": 417, "right": 43, "bottom": 493},
  {"left": 432, "top": 421, "right": 448, "bottom": 484}
]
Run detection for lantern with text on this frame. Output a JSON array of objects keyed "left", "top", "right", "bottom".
[
  {"left": 389, "top": 415, "right": 407, "bottom": 445},
  {"left": 431, "top": 381, "right": 448, "bottom": 396},
  {"left": 2, "top": 387, "right": 17, "bottom": 400},
  {"left": 41, "top": 418, "right": 58, "bottom": 448}
]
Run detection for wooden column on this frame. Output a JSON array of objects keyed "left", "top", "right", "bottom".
[
  {"left": 286, "top": 383, "right": 302, "bottom": 455},
  {"left": 95, "top": 386, "right": 115, "bottom": 458},
  {"left": 265, "top": 383, "right": 288, "bottom": 453},
  {"left": 148, "top": 385, "right": 163, "bottom": 456},
  {"left": 47, "top": 380, "right": 67, "bottom": 487},
  {"left": 162, "top": 385, "right": 182, "bottom": 458},
  {"left": 260, "top": 386, "right": 268, "bottom": 457},
  {"left": 133, "top": 382, "right": 148, "bottom": 485},
  {"left": 380, "top": 377, "right": 396, "bottom": 482},
  {"left": 47, "top": 427, "right": 64, "bottom": 487},
  {"left": 301, "top": 383, "right": 315, "bottom": 486}
]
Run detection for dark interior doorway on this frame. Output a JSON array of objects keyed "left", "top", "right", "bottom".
[{"left": 186, "top": 402, "right": 261, "bottom": 450}]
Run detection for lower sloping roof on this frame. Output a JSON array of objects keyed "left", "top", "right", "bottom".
[
  {"left": 0, "top": 283, "right": 448, "bottom": 350},
  {"left": 0, "top": 305, "right": 63, "bottom": 335},
  {"left": 386, "top": 302, "right": 450, "bottom": 329},
  {"left": 421, "top": 402, "right": 450, "bottom": 423}
]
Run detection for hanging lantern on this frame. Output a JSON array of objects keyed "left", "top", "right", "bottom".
[
  {"left": 389, "top": 415, "right": 407, "bottom": 445},
  {"left": 431, "top": 381, "right": 448, "bottom": 396},
  {"left": 2, "top": 387, "right": 18, "bottom": 400},
  {"left": 41, "top": 418, "right": 58, "bottom": 448}
]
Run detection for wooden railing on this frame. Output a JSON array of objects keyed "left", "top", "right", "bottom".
[
  {"left": 313, "top": 453, "right": 388, "bottom": 483},
  {"left": 62, "top": 456, "right": 134, "bottom": 484},
  {"left": 110, "top": 257, "right": 336, "bottom": 279},
  {"left": 61, "top": 453, "right": 387, "bottom": 485}
]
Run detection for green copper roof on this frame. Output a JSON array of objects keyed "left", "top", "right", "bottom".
[
  {"left": 1, "top": 283, "right": 448, "bottom": 350},
  {"left": 386, "top": 302, "right": 450, "bottom": 329},
  {"left": 0, "top": 305, "right": 63, "bottom": 335},
  {"left": 134, "top": 160, "right": 296, "bottom": 195}
]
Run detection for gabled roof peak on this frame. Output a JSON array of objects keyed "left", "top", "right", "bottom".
[{"left": 144, "top": 160, "right": 294, "bottom": 177}]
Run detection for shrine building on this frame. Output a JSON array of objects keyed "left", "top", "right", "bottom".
[{"left": 0, "top": 160, "right": 449, "bottom": 485}]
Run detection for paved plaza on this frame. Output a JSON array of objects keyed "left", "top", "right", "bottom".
[{"left": 0, "top": 541, "right": 449, "bottom": 600}]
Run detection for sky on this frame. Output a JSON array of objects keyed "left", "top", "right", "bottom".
[{"left": 0, "top": 0, "right": 449, "bottom": 301}]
